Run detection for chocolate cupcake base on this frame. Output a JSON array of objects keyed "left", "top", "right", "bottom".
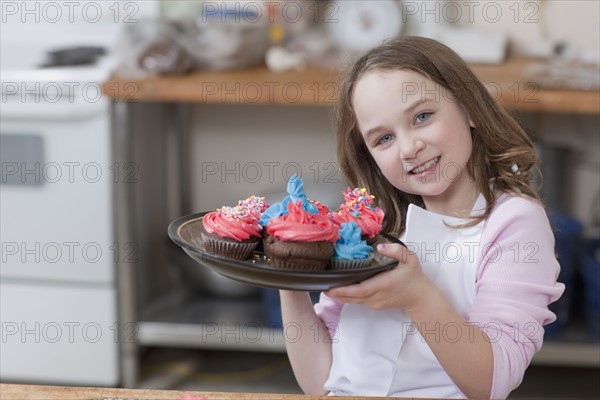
[
  {"left": 362, "top": 234, "right": 379, "bottom": 246},
  {"left": 263, "top": 236, "right": 333, "bottom": 271}
]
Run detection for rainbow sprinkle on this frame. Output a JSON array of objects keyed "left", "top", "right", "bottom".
[
  {"left": 341, "top": 187, "right": 379, "bottom": 215},
  {"left": 215, "top": 196, "right": 265, "bottom": 221},
  {"left": 216, "top": 205, "right": 253, "bottom": 221},
  {"left": 235, "top": 195, "right": 269, "bottom": 220}
]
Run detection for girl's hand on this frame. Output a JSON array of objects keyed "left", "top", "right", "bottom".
[{"left": 325, "top": 243, "right": 434, "bottom": 311}]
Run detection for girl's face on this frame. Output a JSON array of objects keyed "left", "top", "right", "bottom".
[{"left": 353, "top": 69, "right": 478, "bottom": 215}]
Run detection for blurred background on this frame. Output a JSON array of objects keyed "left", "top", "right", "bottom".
[{"left": 1, "top": 0, "right": 598, "bottom": 398}]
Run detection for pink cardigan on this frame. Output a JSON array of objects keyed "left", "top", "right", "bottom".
[{"left": 315, "top": 193, "right": 565, "bottom": 399}]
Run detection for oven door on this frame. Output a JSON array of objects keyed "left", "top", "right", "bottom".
[{"left": 1, "top": 111, "right": 114, "bottom": 284}]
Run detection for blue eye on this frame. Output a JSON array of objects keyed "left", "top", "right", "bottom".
[
  {"left": 415, "top": 112, "right": 431, "bottom": 124},
  {"left": 377, "top": 134, "right": 393, "bottom": 145}
]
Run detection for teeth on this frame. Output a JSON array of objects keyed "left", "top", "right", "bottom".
[{"left": 410, "top": 157, "right": 439, "bottom": 174}]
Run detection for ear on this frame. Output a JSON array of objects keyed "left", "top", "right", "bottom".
[
  {"left": 468, "top": 115, "right": 476, "bottom": 129},
  {"left": 460, "top": 104, "right": 476, "bottom": 129}
]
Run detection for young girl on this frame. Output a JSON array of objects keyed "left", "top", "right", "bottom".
[{"left": 279, "top": 36, "right": 564, "bottom": 399}]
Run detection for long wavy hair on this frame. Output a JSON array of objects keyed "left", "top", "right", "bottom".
[{"left": 336, "top": 36, "right": 541, "bottom": 235}]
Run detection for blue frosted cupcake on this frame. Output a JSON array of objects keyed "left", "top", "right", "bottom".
[
  {"left": 259, "top": 174, "right": 319, "bottom": 227},
  {"left": 330, "top": 221, "right": 374, "bottom": 270}
]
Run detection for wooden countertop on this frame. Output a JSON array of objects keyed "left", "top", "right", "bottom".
[
  {"left": 102, "top": 58, "right": 599, "bottom": 115},
  {"left": 0, "top": 384, "right": 431, "bottom": 400}
]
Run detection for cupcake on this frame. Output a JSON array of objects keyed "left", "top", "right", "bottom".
[
  {"left": 201, "top": 204, "right": 262, "bottom": 260},
  {"left": 259, "top": 174, "right": 319, "bottom": 227},
  {"left": 264, "top": 200, "right": 339, "bottom": 270},
  {"left": 331, "top": 187, "right": 384, "bottom": 244},
  {"left": 330, "top": 222, "right": 374, "bottom": 270}
]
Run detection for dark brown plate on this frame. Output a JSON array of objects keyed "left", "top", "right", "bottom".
[{"left": 168, "top": 213, "right": 398, "bottom": 291}]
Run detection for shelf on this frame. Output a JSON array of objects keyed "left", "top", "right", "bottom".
[
  {"left": 534, "top": 341, "right": 599, "bottom": 367},
  {"left": 103, "top": 59, "right": 600, "bottom": 114},
  {"left": 139, "top": 291, "right": 599, "bottom": 367},
  {"left": 139, "top": 291, "right": 286, "bottom": 353},
  {"left": 533, "top": 319, "right": 600, "bottom": 367}
]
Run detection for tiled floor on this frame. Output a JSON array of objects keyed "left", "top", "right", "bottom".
[{"left": 138, "top": 348, "right": 600, "bottom": 398}]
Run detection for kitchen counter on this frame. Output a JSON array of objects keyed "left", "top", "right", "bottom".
[
  {"left": 103, "top": 58, "right": 599, "bottom": 114},
  {"left": 0, "top": 384, "right": 434, "bottom": 400}
]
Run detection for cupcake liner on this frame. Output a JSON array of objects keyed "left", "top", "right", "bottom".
[
  {"left": 330, "top": 254, "right": 374, "bottom": 270},
  {"left": 201, "top": 232, "right": 258, "bottom": 260}
]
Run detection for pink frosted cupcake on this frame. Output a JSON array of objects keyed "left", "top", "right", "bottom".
[
  {"left": 331, "top": 188, "right": 384, "bottom": 244},
  {"left": 264, "top": 201, "right": 339, "bottom": 270},
  {"left": 201, "top": 205, "right": 262, "bottom": 260}
]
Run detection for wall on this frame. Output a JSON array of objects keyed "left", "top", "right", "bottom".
[
  {"left": 454, "top": 0, "right": 599, "bottom": 57},
  {"left": 190, "top": 104, "right": 345, "bottom": 210}
]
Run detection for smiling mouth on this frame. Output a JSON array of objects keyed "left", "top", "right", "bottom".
[{"left": 409, "top": 156, "right": 441, "bottom": 175}]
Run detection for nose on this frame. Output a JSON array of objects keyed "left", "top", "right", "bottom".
[{"left": 399, "top": 137, "right": 425, "bottom": 160}]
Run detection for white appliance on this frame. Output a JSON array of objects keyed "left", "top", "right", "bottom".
[{"left": 0, "top": 5, "right": 132, "bottom": 385}]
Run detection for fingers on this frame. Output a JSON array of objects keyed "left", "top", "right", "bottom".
[
  {"left": 326, "top": 266, "right": 393, "bottom": 301},
  {"left": 325, "top": 243, "right": 415, "bottom": 303},
  {"left": 326, "top": 280, "right": 374, "bottom": 301},
  {"left": 376, "top": 242, "right": 413, "bottom": 263}
]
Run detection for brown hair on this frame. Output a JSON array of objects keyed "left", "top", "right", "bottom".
[{"left": 336, "top": 36, "right": 541, "bottom": 235}]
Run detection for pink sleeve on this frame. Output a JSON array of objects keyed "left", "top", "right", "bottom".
[
  {"left": 314, "top": 292, "right": 344, "bottom": 338},
  {"left": 468, "top": 195, "right": 565, "bottom": 399}
]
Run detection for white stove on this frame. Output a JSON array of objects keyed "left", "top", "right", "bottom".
[
  {"left": 0, "top": 6, "right": 138, "bottom": 385},
  {"left": 1, "top": 18, "right": 121, "bottom": 118}
]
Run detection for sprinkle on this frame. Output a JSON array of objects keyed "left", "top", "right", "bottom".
[
  {"left": 217, "top": 206, "right": 251, "bottom": 221},
  {"left": 236, "top": 195, "right": 269, "bottom": 221},
  {"left": 342, "top": 187, "right": 377, "bottom": 212}
]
